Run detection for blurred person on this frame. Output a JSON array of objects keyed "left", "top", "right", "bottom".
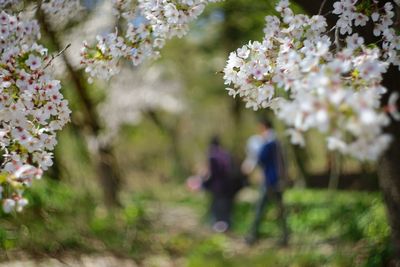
[
  {"left": 241, "top": 130, "right": 265, "bottom": 175},
  {"left": 202, "top": 135, "right": 236, "bottom": 233},
  {"left": 243, "top": 119, "right": 289, "bottom": 245}
]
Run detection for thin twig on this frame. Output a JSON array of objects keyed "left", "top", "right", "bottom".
[
  {"left": 318, "top": 0, "right": 328, "bottom": 15},
  {"left": 43, "top": 43, "right": 71, "bottom": 70},
  {"left": 328, "top": 25, "right": 336, "bottom": 33},
  {"left": 335, "top": 26, "right": 340, "bottom": 51}
]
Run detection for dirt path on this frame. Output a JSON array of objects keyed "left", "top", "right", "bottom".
[
  {"left": 0, "top": 255, "right": 138, "bottom": 267},
  {"left": 146, "top": 199, "right": 287, "bottom": 262}
]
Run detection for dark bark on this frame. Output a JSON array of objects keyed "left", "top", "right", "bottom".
[
  {"left": 292, "top": 145, "right": 310, "bottom": 186},
  {"left": 378, "top": 142, "right": 400, "bottom": 263},
  {"left": 47, "top": 149, "right": 61, "bottom": 180},
  {"left": 231, "top": 98, "right": 244, "bottom": 156},
  {"left": 328, "top": 152, "right": 341, "bottom": 190},
  {"left": 97, "top": 145, "right": 122, "bottom": 208},
  {"left": 379, "top": 65, "right": 400, "bottom": 262},
  {"left": 376, "top": 6, "right": 400, "bottom": 260},
  {"left": 294, "top": 0, "right": 400, "bottom": 261},
  {"left": 37, "top": 5, "right": 121, "bottom": 207}
]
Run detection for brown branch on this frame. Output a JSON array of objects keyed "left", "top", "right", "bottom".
[
  {"left": 36, "top": 5, "right": 101, "bottom": 135},
  {"left": 318, "top": 0, "right": 328, "bottom": 15},
  {"left": 43, "top": 43, "right": 71, "bottom": 70}
]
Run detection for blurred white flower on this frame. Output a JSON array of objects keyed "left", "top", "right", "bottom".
[{"left": 223, "top": 0, "right": 399, "bottom": 161}]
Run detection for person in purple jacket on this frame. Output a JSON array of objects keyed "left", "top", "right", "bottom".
[
  {"left": 202, "top": 136, "right": 234, "bottom": 233},
  {"left": 244, "top": 119, "right": 289, "bottom": 245}
]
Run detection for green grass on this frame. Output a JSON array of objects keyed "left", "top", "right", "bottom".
[
  {"left": 180, "top": 188, "right": 390, "bottom": 267},
  {"left": 0, "top": 179, "right": 152, "bottom": 261},
  {"left": 0, "top": 180, "right": 392, "bottom": 266}
]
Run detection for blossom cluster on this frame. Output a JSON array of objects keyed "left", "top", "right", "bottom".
[
  {"left": 224, "top": 0, "right": 400, "bottom": 161},
  {"left": 42, "top": 0, "right": 84, "bottom": 29},
  {"left": 98, "top": 66, "right": 183, "bottom": 144},
  {"left": 0, "top": 11, "right": 70, "bottom": 212},
  {"left": 0, "top": 0, "right": 20, "bottom": 8},
  {"left": 81, "top": 0, "right": 219, "bottom": 82},
  {"left": 333, "top": 0, "right": 400, "bottom": 68}
]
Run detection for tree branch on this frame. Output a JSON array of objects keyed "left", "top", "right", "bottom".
[
  {"left": 318, "top": 0, "right": 328, "bottom": 15},
  {"left": 36, "top": 5, "right": 101, "bottom": 135},
  {"left": 43, "top": 43, "right": 71, "bottom": 70}
]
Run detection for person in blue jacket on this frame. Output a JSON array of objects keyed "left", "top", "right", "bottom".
[{"left": 244, "top": 118, "right": 289, "bottom": 245}]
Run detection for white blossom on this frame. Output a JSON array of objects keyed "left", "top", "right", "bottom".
[
  {"left": 81, "top": 0, "right": 221, "bottom": 81},
  {"left": 224, "top": 0, "right": 399, "bottom": 161},
  {"left": 0, "top": 11, "right": 70, "bottom": 212},
  {"left": 98, "top": 65, "right": 184, "bottom": 144},
  {"left": 42, "top": 0, "right": 84, "bottom": 29}
]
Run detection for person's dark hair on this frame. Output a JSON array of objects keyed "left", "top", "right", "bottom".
[
  {"left": 210, "top": 135, "right": 220, "bottom": 146},
  {"left": 258, "top": 118, "right": 273, "bottom": 129}
]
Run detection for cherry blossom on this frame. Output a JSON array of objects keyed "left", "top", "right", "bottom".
[
  {"left": 0, "top": 10, "right": 70, "bottom": 212},
  {"left": 224, "top": 0, "right": 400, "bottom": 161},
  {"left": 41, "top": 0, "right": 84, "bottom": 29},
  {"left": 333, "top": 1, "right": 400, "bottom": 68},
  {"left": 81, "top": 0, "right": 221, "bottom": 82},
  {"left": 0, "top": 0, "right": 20, "bottom": 8},
  {"left": 98, "top": 65, "right": 184, "bottom": 145}
]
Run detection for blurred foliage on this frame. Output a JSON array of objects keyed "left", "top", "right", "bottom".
[
  {"left": 183, "top": 188, "right": 391, "bottom": 267},
  {"left": 0, "top": 177, "right": 390, "bottom": 266},
  {"left": 0, "top": 179, "right": 151, "bottom": 261}
]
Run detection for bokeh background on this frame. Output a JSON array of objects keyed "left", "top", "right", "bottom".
[{"left": 0, "top": 1, "right": 391, "bottom": 266}]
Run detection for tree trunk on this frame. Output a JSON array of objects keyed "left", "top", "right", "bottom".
[
  {"left": 146, "top": 111, "right": 188, "bottom": 179},
  {"left": 170, "top": 125, "right": 188, "bottom": 179},
  {"left": 36, "top": 5, "right": 121, "bottom": 207},
  {"left": 328, "top": 152, "right": 340, "bottom": 190},
  {"left": 231, "top": 98, "right": 244, "bottom": 156},
  {"left": 96, "top": 145, "right": 121, "bottom": 207},
  {"left": 379, "top": 65, "right": 400, "bottom": 263},
  {"left": 291, "top": 145, "right": 310, "bottom": 187},
  {"left": 379, "top": 152, "right": 400, "bottom": 263}
]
